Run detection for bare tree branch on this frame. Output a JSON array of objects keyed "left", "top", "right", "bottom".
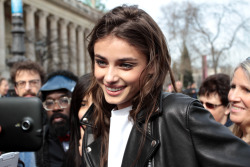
[{"left": 161, "top": 1, "right": 250, "bottom": 74}]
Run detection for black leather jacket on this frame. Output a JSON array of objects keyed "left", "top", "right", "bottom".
[{"left": 81, "top": 92, "right": 250, "bottom": 167}]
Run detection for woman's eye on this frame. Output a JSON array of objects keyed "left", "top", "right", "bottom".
[
  {"left": 120, "top": 63, "right": 133, "bottom": 69},
  {"left": 81, "top": 103, "right": 86, "bottom": 107},
  {"left": 81, "top": 100, "right": 88, "bottom": 107},
  {"left": 95, "top": 59, "right": 107, "bottom": 67},
  {"left": 244, "top": 88, "right": 250, "bottom": 93}
]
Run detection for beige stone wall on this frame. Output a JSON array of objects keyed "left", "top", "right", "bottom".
[{"left": 1, "top": 0, "right": 103, "bottom": 78}]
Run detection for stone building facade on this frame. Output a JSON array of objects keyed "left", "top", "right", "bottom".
[{"left": 0, "top": 0, "right": 103, "bottom": 78}]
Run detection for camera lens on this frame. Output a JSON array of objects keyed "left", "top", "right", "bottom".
[{"left": 21, "top": 120, "right": 31, "bottom": 131}]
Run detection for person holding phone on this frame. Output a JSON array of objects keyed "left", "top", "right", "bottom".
[
  {"left": 10, "top": 60, "right": 45, "bottom": 167},
  {"left": 80, "top": 5, "right": 250, "bottom": 167}
]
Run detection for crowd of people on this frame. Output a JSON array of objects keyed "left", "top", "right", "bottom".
[
  {"left": 0, "top": 4, "right": 250, "bottom": 167},
  {"left": 166, "top": 81, "right": 198, "bottom": 99}
]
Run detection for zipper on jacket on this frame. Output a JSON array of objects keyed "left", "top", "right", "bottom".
[{"left": 147, "top": 122, "right": 152, "bottom": 167}]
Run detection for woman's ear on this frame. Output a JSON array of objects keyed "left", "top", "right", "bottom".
[{"left": 225, "top": 105, "right": 230, "bottom": 115}]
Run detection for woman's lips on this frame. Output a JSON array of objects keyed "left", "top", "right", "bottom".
[
  {"left": 105, "top": 86, "right": 125, "bottom": 96},
  {"left": 230, "top": 105, "right": 245, "bottom": 113}
]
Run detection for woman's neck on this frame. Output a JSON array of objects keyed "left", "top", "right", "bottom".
[
  {"left": 220, "top": 115, "right": 228, "bottom": 125},
  {"left": 241, "top": 125, "right": 250, "bottom": 145}
]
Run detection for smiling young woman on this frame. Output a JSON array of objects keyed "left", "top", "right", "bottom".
[
  {"left": 94, "top": 36, "right": 148, "bottom": 110},
  {"left": 80, "top": 5, "right": 250, "bottom": 167}
]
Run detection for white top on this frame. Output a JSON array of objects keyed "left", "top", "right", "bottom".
[{"left": 108, "top": 106, "right": 133, "bottom": 167}]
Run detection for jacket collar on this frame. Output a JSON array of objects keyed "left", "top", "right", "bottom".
[
  {"left": 121, "top": 124, "right": 160, "bottom": 167},
  {"left": 81, "top": 92, "right": 173, "bottom": 166},
  {"left": 136, "top": 91, "right": 167, "bottom": 123},
  {"left": 83, "top": 121, "right": 160, "bottom": 167},
  {"left": 80, "top": 104, "right": 95, "bottom": 128}
]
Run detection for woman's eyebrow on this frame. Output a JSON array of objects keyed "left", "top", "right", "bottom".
[
  {"left": 95, "top": 54, "right": 138, "bottom": 62},
  {"left": 118, "top": 58, "right": 138, "bottom": 62},
  {"left": 94, "top": 54, "right": 106, "bottom": 60}
]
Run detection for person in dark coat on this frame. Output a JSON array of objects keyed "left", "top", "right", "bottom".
[{"left": 36, "top": 70, "right": 78, "bottom": 167}]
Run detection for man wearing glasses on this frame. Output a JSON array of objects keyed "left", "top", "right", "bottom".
[
  {"left": 198, "top": 73, "right": 233, "bottom": 128},
  {"left": 36, "top": 70, "right": 78, "bottom": 167},
  {"left": 10, "top": 60, "right": 45, "bottom": 167},
  {"left": 11, "top": 60, "right": 45, "bottom": 97}
]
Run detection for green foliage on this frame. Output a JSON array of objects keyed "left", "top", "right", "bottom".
[
  {"left": 180, "top": 42, "right": 193, "bottom": 88},
  {"left": 183, "top": 70, "right": 193, "bottom": 88}
]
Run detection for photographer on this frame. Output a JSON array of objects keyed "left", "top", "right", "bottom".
[{"left": 0, "top": 60, "right": 45, "bottom": 167}]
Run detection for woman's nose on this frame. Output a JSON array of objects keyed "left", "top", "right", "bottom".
[
  {"left": 228, "top": 89, "right": 240, "bottom": 102},
  {"left": 104, "top": 67, "right": 118, "bottom": 83}
]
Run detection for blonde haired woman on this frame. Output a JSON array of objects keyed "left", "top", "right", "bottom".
[{"left": 228, "top": 57, "right": 250, "bottom": 144}]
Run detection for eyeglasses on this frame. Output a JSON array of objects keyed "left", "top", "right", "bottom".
[
  {"left": 15, "top": 79, "right": 41, "bottom": 88},
  {"left": 200, "top": 101, "right": 223, "bottom": 109},
  {"left": 43, "top": 96, "right": 71, "bottom": 111}
]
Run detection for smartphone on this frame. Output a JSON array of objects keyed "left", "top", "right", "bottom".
[
  {"left": 0, "top": 97, "right": 43, "bottom": 151},
  {"left": 0, "top": 152, "right": 19, "bottom": 167}
]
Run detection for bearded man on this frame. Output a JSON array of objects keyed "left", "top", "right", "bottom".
[{"left": 37, "top": 70, "right": 78, "bottom": 167}]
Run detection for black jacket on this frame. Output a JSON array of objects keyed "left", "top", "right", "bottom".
[
  {"left": 81, "top": 92, "right": 250, "bottom": 167},
  {"left": 36, "top": 126, "right": 67, "bottom": 167}
]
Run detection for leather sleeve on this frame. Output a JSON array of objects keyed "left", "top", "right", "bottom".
[{"left": 187, "top": 99, "right": 250, "bottom": 166}]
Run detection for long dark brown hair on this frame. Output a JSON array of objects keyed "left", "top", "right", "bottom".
[
  {"left": 87, "top": 5, "right": 175, "bottom": 166},
  {"left": 63, "top": 73, "right": 92, "bottom": 167}
]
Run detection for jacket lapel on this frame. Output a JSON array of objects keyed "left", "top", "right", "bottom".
[
  {"left": 85, "top": 135, "right": 102, "bottom": 167},
  {"left": 82, "top": 92, "right": 170, "bottom": 167},
  {"left": 121, "top": 125, "right": 160, "bottom": 167},
  {"left": 121, "top": 92, "right": 169, "bottom": 166}
]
